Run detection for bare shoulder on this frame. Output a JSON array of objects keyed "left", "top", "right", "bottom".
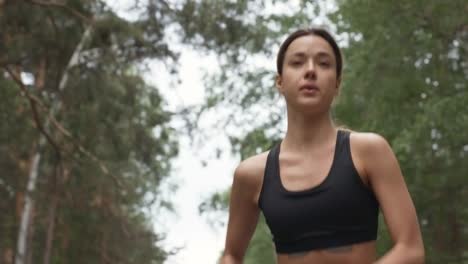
[
  {"left": 233, "top": 151, "right": 270, "bottom": 203},
  {"left": 349, "top": 131, "right": 392, "bottom": 156},
  {"left": 234, "top": 151, "right": 270, "bottom": 186},
  {"left": 348, "top": 131, "right": 395, "bottom": 182}
]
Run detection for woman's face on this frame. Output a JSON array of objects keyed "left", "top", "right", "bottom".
[{"left": 276, "top": 35, "right": 340, "bottom": 114}]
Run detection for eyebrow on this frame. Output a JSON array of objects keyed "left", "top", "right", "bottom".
[{"left": 289, "top": 51, "right": 333, "bottom": 59}]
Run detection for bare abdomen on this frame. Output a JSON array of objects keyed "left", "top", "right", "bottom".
[{"left": 276, "top": 240, "right": 376, "bottom": 264}]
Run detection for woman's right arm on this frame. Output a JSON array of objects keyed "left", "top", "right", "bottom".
[{"left": 220, "top": 159, "right": 263, "bottom": 264}]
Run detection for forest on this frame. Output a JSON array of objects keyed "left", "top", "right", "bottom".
[{"left": 1, "top": 0, "right": 466, "bottom": 263}]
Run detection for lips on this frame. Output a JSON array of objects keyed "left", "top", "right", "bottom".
[{"left": 299, "top": 83, "right": 319, "bottom": 91}]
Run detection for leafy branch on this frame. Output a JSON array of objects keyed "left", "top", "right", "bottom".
[
  {"left": 27, "top": 0, "right": 93, "bottom": 24},
  {"left": 3, "top": 66, "right": 123, "bottom": 189}
]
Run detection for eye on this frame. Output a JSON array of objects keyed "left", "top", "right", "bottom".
[{"left": 319, "top": 61, "right": 331, "bottom": 67}]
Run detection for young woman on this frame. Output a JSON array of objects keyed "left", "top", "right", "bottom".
[{"left": 220, "top": 28, "right": 424, "bottom": 264}]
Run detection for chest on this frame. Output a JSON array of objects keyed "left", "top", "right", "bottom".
[
  {"left": 259, "top": 148, "right": 378, "bottom": 238},
  {"left": 279, "top": 148, "right": 335, "bottom": 192}
]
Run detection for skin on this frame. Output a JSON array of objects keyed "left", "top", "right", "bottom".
[{"left": 220, "top": 35, "right": 424, "bottom": 264}]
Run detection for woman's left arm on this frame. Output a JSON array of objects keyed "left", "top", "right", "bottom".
[{"left": 359, "top": 133, "right": 425, "bottom": 264}]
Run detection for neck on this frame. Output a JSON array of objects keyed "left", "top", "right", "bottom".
[{"left": 282, "top": 106, "right": 337, "bottom": 152}]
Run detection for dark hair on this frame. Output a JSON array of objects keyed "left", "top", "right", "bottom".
[{"left": 276, "top": 28, "right": 343, "bottom": 79}]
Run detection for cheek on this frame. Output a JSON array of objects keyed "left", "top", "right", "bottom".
[
  {"left": 282, "top": 70, "right": 302, "bottom": 85},
  {"left": 325, "top": 74, "right": 338, "bottom": 88}
]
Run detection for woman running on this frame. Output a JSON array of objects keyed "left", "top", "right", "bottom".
[{"left": 220, "top": 28, "right": 424, "bottom": 264}]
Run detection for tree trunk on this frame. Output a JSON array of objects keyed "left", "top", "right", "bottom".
[
  {"left": 3, "top": 248, "right": 13, "bottom": 264},
  {"left": 26, "top": 205, "right": 35, "bottom": 264},
  {"left": 15, "top": 191, "right": 24, "bottom": 222},
  {"left": 42, "top": 193, "right": 58, "bottom": 264},
  {"left": 15, "top": 152, "right": 41, "bottom": 264},
  {"left": 15, "top": 26, "right": 93, "bottom": 264},
  {"left": 42, "top": 166, "right": 66, "bottom": 264},
  {"left": 100, "top": 229, "right": 108, "bottom": 264},
  {"left": 35, "top": 58, "right": 46, "bottom": 90}
]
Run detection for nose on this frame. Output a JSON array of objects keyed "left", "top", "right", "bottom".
[{"left": 304, "top": 59, "right": 316, "bottom": 79}]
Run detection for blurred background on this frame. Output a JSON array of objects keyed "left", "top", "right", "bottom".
[{"left": 1, "top": 0, "right": 467, "bottom": 263}]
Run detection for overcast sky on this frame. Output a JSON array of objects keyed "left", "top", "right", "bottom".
[
  {"left": 105, "top": 1, "right": 335, "bottom": 262},
  {"left": 146, "top": 52, "right": 238, "bottom": 264},
  {"left": 106, "top": 2, "right": 239, "bottom": 263}
]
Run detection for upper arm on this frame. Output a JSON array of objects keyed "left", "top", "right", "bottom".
[
  {"left": 223, "top": 157, "right": 264, "bottom": 261},
  {"left": 357, "top": 133, "right": 423, "bottom": 248}
]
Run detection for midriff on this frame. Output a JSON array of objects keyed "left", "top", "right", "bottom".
[{"left": 276, "top": 240, "right": 376, "bottom": 264}]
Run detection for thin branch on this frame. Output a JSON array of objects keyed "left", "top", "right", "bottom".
[
  {"left": 44, "top": 108, "right": 123, "bottom": 189},
  {"left": 72, "top": 142, "right": 123, "bottom": 189},
  {"left": 27, "top": 0, "right": 93, "bottom": 25},
  {"left": 3, "top": 66, "right": 123, "bottom": 189},
  {"left": 4, "top": 66, "right": 61, "bottom": 158}
]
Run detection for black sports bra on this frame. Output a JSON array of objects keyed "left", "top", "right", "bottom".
[{"left": 258, "top": 130, "right": 379, "bottom": 253}]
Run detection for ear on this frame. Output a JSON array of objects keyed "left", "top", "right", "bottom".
[
  {"left": 335, "top": 77, "right": 341, "bottom": 96},
  {"left": 275, "top": 74, "right": 283, "bottom": 93}
]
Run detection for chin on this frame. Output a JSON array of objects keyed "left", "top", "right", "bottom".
[{"left": 292, "top": 104, "right": 327, "bottom": 116}]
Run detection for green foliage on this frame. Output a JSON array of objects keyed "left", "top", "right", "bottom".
[
  {"left": 332, "top": 1, "right": 468, "bottom": 261},
  {"left": 199, "top": 189, "right": 230, "bottom": 229},
  {"left": 244, "top": 214, "right": 276, "bottom": 264},
  {"left": 0, "top": 0, "right": 182, "bottom": 263},
  {"left": 200, "top": 189, "right": 276, "bottom": 264}
]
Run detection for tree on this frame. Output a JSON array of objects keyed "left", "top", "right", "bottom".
[
  {"left": 3, "top": 0, "right": 304, "bottom": 262},
  {"left": 333, "top": 1, "right": 468, "bottom": 261},
  {"left": 1, "top": 1, "right": 179, "bottom": 263}
]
